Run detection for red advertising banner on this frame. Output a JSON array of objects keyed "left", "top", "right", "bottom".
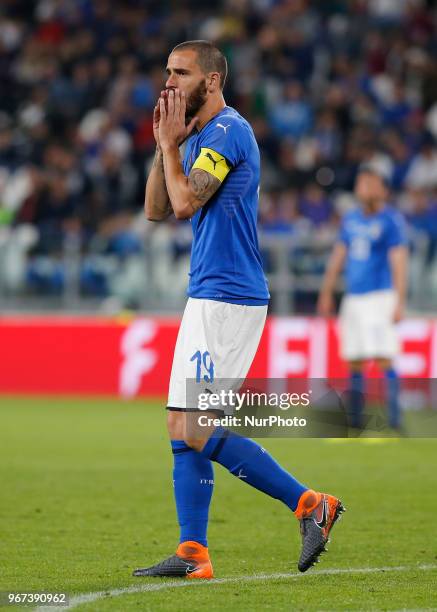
[{"left": 0, "top": 316, "right": 435, "bottom": 397}]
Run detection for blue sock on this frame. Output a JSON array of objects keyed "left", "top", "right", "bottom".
[
  {"left": 350, "top": 371, "right": 365, "bottom": 428},
  {"left": 385, "top": 368, "right": 401, "bottom": 428},
  {"left": 171, "top": 440, "right": 214, "bottom": 547},
  {"left": 201, "top": 428, "right": 307, "bottom": 511}
]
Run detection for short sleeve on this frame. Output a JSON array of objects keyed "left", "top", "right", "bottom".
[
  {"left": 386, "top": 211, "right": 408, "bottom": 248},
  {"left": 198, "top": 115, "right": 246, "bottom": 167}
]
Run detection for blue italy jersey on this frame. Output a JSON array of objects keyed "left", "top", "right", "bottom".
[
  {"left": 338, "top": 206, "right": 408, "bottom": 295},
  {"left": 182, "top": 106, "right": 269, "bottom": 305}
]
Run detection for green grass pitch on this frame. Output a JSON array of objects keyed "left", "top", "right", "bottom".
[{"left": 1, "top": 397, "right": 436, "bottom": 611}]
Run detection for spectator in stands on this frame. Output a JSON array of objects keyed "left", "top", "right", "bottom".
[
  {"left": 269, "top": 81, "right": 313, "bottom": 140},
  {"left": 299, "top": 183, "right": 335, "bottom": 228},
  {"left": 404, "top": 187, "right": 437, "bottom": 266},
  {"left": 406, "top": 134, "right": 437, "bottom": 190}
]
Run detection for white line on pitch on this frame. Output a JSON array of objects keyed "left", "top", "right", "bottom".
[{"left": 36, "top": 563, "right": 437, "bottom": 612}]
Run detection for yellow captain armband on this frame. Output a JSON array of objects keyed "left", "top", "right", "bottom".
[{"left": 191, "top": 147, "right": 231, "bottom": 182}]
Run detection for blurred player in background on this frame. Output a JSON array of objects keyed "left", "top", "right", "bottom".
[
  {"left": 318, "top": 168, "right": 408, "bottom": 430},
  {"left": 133, "top": 40, "right": 344, "bottom": 579}
]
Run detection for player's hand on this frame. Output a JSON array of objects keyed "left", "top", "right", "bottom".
[
  {"left": 317, "top": 292, "right": 334, "bottom": 317},
  {"left": 393, "top": 300, "right": 404, "bottom": 323},
  {"left": 152, "top": 90, "right": 168, "bottom": 149},
  {"left": 159, "top": 88, "right": 198, "bottom": 151},
  {"left": 152, "top": 102, "right": 161, "bottom": 148}
]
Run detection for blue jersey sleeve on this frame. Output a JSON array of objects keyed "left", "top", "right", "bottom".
[
  {"left": 386, "top": 211, "right": 408, "bottom": 249},
  {"left": 198, "top": 115, "right": 247, "bottom": 167},
  {"left": 337, "top": 218, "right": 350, "bottom": 246}
]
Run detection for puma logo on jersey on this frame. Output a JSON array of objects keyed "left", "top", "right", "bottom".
[{"left": 216, "top": 123, "right": 230, "bottom": 133}]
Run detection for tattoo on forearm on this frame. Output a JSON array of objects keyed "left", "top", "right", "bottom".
[
  {"left": 188, "top": 169, "right": 221, "bottom": 212},
  {"left": 147, "top": 148, "right": 172, "bottom": 219}
]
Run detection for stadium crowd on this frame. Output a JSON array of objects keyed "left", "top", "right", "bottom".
[{"left": 0, "top": 0, "right": 436, "bottom": 302}]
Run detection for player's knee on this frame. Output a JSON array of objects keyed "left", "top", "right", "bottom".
[
  {"left": 167, "top": 410, "right": 185, "bottom": 439},
  {"left": 166, "top": 411, "right": 207, "bottom": 451}
]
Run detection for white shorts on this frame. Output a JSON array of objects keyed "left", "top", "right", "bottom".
[
  {"left": 339, "top": 289, "right": 399, "bottom": 361},
  {"left": 167, "top": 298, "right": 268, "bottom": 411}
]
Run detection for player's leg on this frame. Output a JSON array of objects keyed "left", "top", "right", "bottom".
[
  {"left": 196, "top": 426, "right": 345, "bottom": 573},
  {"left": 167, "top": 410, "right": 214, "bottom": 548},
  {"left": 198, "top": 426, "right": 344, "bottom": 571},
  {"left": 166, "top": 298, "right": 215, "bottom": 558},
  {"left": 339, "top": 293, "right": 368, "bottom": 429},
  {"left": 133, "top": 299, "right": 215, "bottom": 579},
  {"left": 374, "top": 291, "right": 402, "bottom": 429},
  {"left": 199, "top": 426, "right": 307, "bottom": 510},
  {"left": 376, "top": 357, "right": 401, "bottom": 429},
  {"left": 348, "top": 359, "right": 365, "bottom": 429}
]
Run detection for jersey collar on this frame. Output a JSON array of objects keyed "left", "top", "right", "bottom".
[{"left": 194, "top": 106, "right": 231, "bottom": 136}]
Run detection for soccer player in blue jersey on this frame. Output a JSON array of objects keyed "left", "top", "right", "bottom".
[
  {"left": 318, "top": 167, "right": 408, "bottom": 430},
  {"left": 133, "top": 41, "right": 344, "bottom": 579}
]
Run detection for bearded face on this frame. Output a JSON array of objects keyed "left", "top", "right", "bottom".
[
  {"left": 185, "top": 78, "right": 208, "bottom": 123},
  {"left": 355, "top": 173, "right": 387, "bottom": 211}
]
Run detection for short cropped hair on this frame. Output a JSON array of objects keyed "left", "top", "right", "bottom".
[
  {"left": 358, "top": 164, "right": 390, "bottom": 187},
  {"left": 171, "top": 40, "right": 228, "bottom": 90}
]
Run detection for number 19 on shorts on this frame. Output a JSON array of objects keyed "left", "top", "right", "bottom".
[{"left": 190, "top": 351, "right": 214, "bottom": 383}]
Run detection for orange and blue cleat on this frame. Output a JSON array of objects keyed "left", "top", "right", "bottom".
[{"left": 295, "top": 489, "right": 345, "bottom": 572}]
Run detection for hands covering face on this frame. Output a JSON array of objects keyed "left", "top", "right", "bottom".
[{"left": 154, "top": 88, "right": 198, "bottom": 151}]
